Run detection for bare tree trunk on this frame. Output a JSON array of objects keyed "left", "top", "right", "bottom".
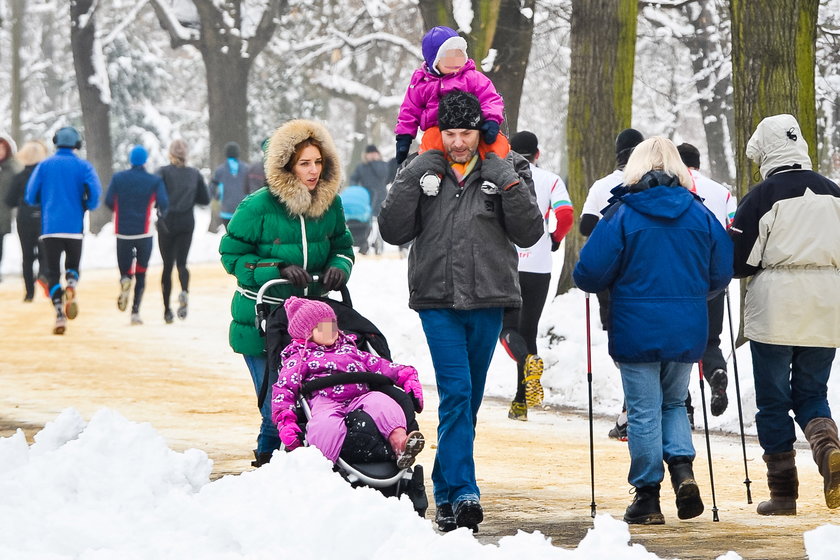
[
  {"left": 70, "top": 0, "right": 113, "bottom": 234},
  {"left": 558, "top": 0, "right": 638, "bottom": 294},
  {"left": 201, "top": 47, "right": 252, "bottom": 167},
  {"left": 730, "top": 0, "right": 818, "bottom": 345},
  {"left": 485, "top": 0, "right": 536, "bottom": 134},
  {"left": 10, "top": 0, "right": 25, "bottom": 142},
  {"left": 681, "top": 0, "right": 734, "bottom": 185},
  {"left": 730, "top": 0, "right": 818, "bottom": 199}
]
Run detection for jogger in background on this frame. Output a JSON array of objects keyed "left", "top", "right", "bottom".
[
  {"left": 156, "top": 139, "right": 210, "bottom": 323},
  {"left": 501, "top": 130, "right": 574, "bottom": 421},
  {"left": 105, "top": 145, "right": 169, "bottom": 325},
  {"left": 24, "top": 126, "right": 101, "bottom": 335}
]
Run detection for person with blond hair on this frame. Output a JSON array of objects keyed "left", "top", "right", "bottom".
[
  {"left": 156, "top": 139, "right": 210, "bottom": 323},
  {"left": 4, "top": 140, "right": 49, "bottom": 301},
  {"left": 574, "top": 136, "right": 733, "bottom": 525}
]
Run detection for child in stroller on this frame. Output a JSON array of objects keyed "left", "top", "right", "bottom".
[{"left": 272, "top": 296, "right": 425, "bottom": 469}]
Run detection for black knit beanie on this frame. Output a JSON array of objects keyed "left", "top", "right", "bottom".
[
  {"left": 615, "top": 128, "right": 644, "bottom": 167},
  {"left": 224, "top": 141, "right": 241, "bottom": 159},
  {"left": 438, "top": 91, "right": 483, "bottom": 131},
  {"left": 510, "top": 131, "right": 539, "bottom": 158},
  {"left": 677, "top": 143, "right": 701, "bottom": 169}
]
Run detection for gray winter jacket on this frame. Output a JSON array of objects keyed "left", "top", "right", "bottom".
[{"left": 379, "top": 151, "right": 543, "bottom": 310}]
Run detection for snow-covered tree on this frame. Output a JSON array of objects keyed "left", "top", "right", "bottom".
[{"left": 149, "top": 0, "right": 283, "bottom": 165}]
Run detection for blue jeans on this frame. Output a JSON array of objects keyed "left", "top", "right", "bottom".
[
  {"left": 750, "top": 341, "right": 835, "bottom": 454},
  {"left": 244, "top": 355, "right": 281, "bottom": 455},
  {"left": 619, "top": 361, "right": 695, "bottom": 488},
  {"left": 418, "top": 307, "right": 504, "bottom": 506}
]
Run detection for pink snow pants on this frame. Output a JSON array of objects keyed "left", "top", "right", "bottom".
[{"left": 306, "top": 391, "right": 407, "bottom": 462}]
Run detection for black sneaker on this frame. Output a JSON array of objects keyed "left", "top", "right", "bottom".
[
  {"left": 434, "top": 503, "right": 457, "bottom": 532},
  {"left": 609, "top": 420, "right": 628, "bottom": 441},
  {"left": 164, "top": 309, "right": 174, "bottom": 324},
  {"left": 454, "top": 498, "right": 483, "bottom": 532},
  {"left": 708, "top": 369, "right": 728, "bottom": 416}
]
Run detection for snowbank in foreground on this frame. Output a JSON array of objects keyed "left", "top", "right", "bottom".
[{"left": 0, "top": 408, "right": 751, "bottom": 560}]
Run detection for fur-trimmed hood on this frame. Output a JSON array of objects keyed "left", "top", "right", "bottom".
[{"left": 265, "top": 119, "right": 343, "bottom": 218}]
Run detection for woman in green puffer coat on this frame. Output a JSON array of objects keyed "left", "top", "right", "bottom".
[{"left": 219, "top": 119, "right": 354, "bottom": 465}]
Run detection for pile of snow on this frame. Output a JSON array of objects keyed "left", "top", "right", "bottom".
[{"left": 1, "top": 409, "right": 691, "bottom": 559}]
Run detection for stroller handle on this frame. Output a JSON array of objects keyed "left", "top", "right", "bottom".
[{"left": 254, "top": 276, "right": 353, "bottom": 336}]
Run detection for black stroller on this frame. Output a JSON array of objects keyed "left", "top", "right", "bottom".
[{"left": 255, "top": 278, "right": 428, "bottom": 516}]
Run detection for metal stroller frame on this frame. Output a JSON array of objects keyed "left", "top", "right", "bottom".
[{"left": 255, "top": 278, "right": 427, "bottom": 512}]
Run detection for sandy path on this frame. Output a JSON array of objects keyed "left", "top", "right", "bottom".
[{"left": 1, "top": 262, "right": 838, "bottom": 559}]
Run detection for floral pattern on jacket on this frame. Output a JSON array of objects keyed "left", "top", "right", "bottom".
[{"left": 270, "top": 332, "right": 417, "bottom": 426}]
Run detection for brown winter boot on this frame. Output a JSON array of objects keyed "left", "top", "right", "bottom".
[
  {"left": 803, "top": 417, "right": 840, "bottom": 509},
  {"left": 756, "top": 450, "right": 798, "bottom": 515}
]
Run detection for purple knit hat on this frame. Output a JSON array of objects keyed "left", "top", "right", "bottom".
[
  {"left": 285, "top": 296, "right": 337, "bottom": 340},
  {"left": 421, "top": 26, "right": 467, "bottom": 73}
]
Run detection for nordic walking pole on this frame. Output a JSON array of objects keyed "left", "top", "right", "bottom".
[
  {"left": 585, "top": 292, "right": 597, "bottom": 518},
  {"left": 697, "top": 361, "right": 720, "bottom": 521},
  {"left": 725, "top": 286, "right": 753, "bottom": 503}
]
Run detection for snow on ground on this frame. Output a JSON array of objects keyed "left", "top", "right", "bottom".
[
  {"left": 2, "top": 207, "right": 839, "bottom": 558},
  {"left": 2, "top": 409, "right": 682, "bottom": 560}
]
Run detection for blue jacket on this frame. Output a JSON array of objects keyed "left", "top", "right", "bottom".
[
  {"left": 24, "top": 148, "right": 101, "bottom": 235},
  {"left": 573, "top": 172, "right": 733, "bottom": 363},
  {"left": 105, "top": 166, "right": 169, "bottom": 237}
]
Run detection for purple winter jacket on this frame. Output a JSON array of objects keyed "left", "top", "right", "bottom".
[
  {"left": 394, "top": 59, "right": 505, "bottom": 137},
  {"left": 270, "top": 332, "right": 417, "bottom": 426}
]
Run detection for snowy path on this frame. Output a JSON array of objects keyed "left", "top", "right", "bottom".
[{"left": 2, "top": 258, "right": 839, "bottom": 559}]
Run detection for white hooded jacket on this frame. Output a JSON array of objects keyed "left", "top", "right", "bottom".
[{"left": 732, "top": 115, "right": 840, "bottom": 347}]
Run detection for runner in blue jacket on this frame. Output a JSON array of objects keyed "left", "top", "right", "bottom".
[
  {"left": 24, "top": 126, "right": 101, "bottom": 334},
  {"left": 105, "top": 146, "right": 169, "bottom": 324}
]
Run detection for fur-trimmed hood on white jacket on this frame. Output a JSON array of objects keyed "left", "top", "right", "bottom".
[
  {"left": 264, "top": 119, "right": 343, "bottom": 218},
  {"left": 746, "top": 114, "right": 812, "bottom": 180}
]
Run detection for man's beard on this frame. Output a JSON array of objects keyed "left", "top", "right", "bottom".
[{"left": 446, "top": 147, "right": 477, "bottom": 164}]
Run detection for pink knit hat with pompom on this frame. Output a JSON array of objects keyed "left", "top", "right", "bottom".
[{"left": 285, "top": 296, "right": 337, "bottom": 340}]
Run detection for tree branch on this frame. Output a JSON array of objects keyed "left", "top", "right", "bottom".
[
  {"left": 245, "top": 0, "right": 285, "bottom": 58},
  {"left": 148, "top": 0, "right": 199, "bottom": 48},
  {"left": 640, "top": 0, "right": 699, "bottom": 8}
]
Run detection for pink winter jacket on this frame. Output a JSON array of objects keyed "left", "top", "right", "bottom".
[
  {"left": 271, "top": 332, "right": 418, "bottom": 426},
  {"left": 394, "top": 59, "right": 505, "bottom": 137}
]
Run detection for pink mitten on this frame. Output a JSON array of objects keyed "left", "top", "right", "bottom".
[
  {"left": 397, "top": 367, "right": 424, "bottom": 412},
  {"left": 277, "top": 409, "right": 303, "bottom": 450}
]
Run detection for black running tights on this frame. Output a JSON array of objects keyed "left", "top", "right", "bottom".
[
  {"left": 158, "top": 229, "right": 193, "bottom": 311},
  {"left": 503, "top": 271, "right": 551, "bottom": 402},
  {"left": 42, "top": 237, "right": 82, "bottom": 303}
]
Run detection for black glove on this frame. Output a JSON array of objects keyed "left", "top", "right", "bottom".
[
  {"left": 551, "top": 239, "right": 561, "bottom": 252},
  {"left": 321, "top": 267, "right": 346, "bottom": 291},
  {"left": 480, "top": 120, "right": 500, "bottom": 144},
  {"left": 480, "top": 152, "right": 520, "bottom": 190},
  {"left": 279, "top": 264, "right": 312, "bottom": 287},
  {"left": 395, "top": 134, "right": 413, "bottom": 165}
]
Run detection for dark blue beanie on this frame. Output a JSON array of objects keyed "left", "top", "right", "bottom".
[{"left": 130, "top": 145, "right": 148, "bottom": 166}]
